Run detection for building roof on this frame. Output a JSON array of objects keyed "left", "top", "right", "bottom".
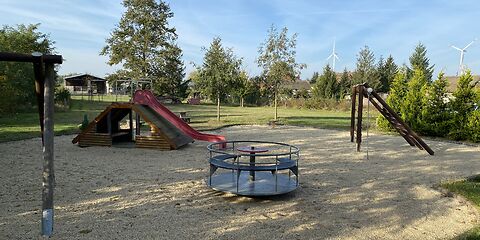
[
  {"left": 283, "top": 80, "right": 311, "bottom": 90},
  {"left": 64, "top": 74, "right": 105, "bottom": 82},
  {"left": 445, "top": 75, "right": 480, "bottom": 92}
]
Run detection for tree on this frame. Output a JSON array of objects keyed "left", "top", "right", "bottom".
[
  {"left": 352, "top": 46, "right": 378, "bottom": 89},
  {"left": 233, "top": 71, "right": 255, "bottom": 107},
  {"left": 312, "top": 64, "right": 338, "bottom": 99},
  {"left": 408, "top": 42, "right": 434, "bottom": 82},
  {"left": 401, "top": 68, "right": 428, "bottom": 130},
  {"left": 309, "top": 71, "right": 319, "bottom": 84},
  {"left": 151, "top": 43, "right": 187, "bottom": 99},
  {"left": 256, "top": 25, "right": 304, "bottom": 121},
  {"left": 0, "top": 24, "right": 55, "bottom": 113},
  {"left": 376, "top": 55, "right": 397, "bottom": 93},
  {"left": 376, "top": 67, "right": 408, "bottom": 130},
  {"left": 338, "top": 68, "right": 351, "bottom": 99},
  {"left": 101, "top": 0, "right": 185, "bottom": 97},
  {"left": 418, "top": 72, "right": 450, "bottom": 136},
  {"left": 197, "top": 37, "right": 242, "bottom": 120},
  {"left": 449, "top": 70, "right": 479, "bottom": 140}
]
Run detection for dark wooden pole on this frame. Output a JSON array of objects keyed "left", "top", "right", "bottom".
[
  {"left": 0, "top": 52, "right": 62, "bottom": 63},
  {"left": 129, "top": 109, "right": 133, "bottom": 139},
  {"left": 350, "top": 86, "right": 357, "bottom": 142},
  {"left": 136, "top": 113, "right": 140, "bottom": 136},
  {"left": 356, "top": 85, "right": 364, "bottom": 151},
  {"left": 41, "top": 63, "right": 55, "bottom": 236},
  {"left": 32, "top": 53, "right": 45, "bottom": 143}
]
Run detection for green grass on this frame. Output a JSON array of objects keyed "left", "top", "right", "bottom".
[
  {"left": 442, "top": 176, "right": 480, "bottom": 239},
  {"left": 0, "top": 95, "right": 373, "bottom": 142}
]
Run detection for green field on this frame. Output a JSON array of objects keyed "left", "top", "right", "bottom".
[{"left": 0, "top": 95, "right": 369, "bottom": 143}]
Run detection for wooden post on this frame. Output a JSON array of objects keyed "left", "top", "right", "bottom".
[
  {"left": 32, "top": 53, "right": 45, "bottom": 143},
  {"left": 107, "top": 111, "right": 112, "bottom": 134},
  {"left": 356, "top": 85, "right": 364, "bottom": 152},
  {"left": 129, "top": 109, "right": 133, "bottom": 140},
  {"left": 350, "top": 86, "right": 357, "bottom": 142},
  {"left": 42, "top": 63, "right": 55, "bottom": 237},
  {"left": 135, "top": 113, "right": 140, "bottom": 136}
]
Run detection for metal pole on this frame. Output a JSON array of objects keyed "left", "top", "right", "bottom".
[{"left": 42, "top": 63, "right": 55, "bottom": 237}]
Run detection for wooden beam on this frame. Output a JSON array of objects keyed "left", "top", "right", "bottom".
[
  {"left": 367, "top": 86, "right": 434, "bottom": 155},
  {"left": 0, "top": 52, "right": 62, "bottom": 64},
  {"left": 33, "top": 53, "right": 45, "bottom": 143}
]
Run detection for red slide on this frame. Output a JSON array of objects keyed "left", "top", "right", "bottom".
[{"left": 133, "top": 90, "right": 226, "bottom": 143}]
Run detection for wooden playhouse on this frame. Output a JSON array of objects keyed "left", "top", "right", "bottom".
[{"left": 72, "top": 102, "right": 193, "bottom": 150}]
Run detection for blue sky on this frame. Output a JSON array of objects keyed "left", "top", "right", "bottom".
[{"left": 1, "top": 0, "right": 479, "bottom": 79}]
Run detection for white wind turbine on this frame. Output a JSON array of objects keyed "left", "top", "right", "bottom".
[
  {"left": 451, "top": 38, "right": 477, "bottom": 75},
  {"left": 326, "top": 39, "right": 339, "bottom": 71}
]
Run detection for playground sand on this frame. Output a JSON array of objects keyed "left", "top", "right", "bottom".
[{"left": 1, "top": 125, "right": 479, "bottom": 239}]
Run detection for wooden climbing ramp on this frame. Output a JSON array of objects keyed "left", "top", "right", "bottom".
[{"left": 350, "top": 83, "right": 434, "bottom": 155}]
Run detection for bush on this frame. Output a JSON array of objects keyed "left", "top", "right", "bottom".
[
  {"left": 305, "top": 98, "right": 350, "bottom": 111},
  {"left": 376, "top": 115, "right": 394, "bottom": 132},
  {"left": 54, "top": 86, "right": 71, "bottom": 108},
  {"left": 467, "top": 111, "right": 480, "bottom": 142}
]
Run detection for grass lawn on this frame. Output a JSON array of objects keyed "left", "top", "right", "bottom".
[
  {"left": 0, "top": 95, "right": 375, "bottom": 143},
  {"left": 442, "top": 177, "right": 480, "bottom": 240}
]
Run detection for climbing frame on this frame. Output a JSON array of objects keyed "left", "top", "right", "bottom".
[{"left": 350, "top": 83, "right": 434, "bottom": 155}]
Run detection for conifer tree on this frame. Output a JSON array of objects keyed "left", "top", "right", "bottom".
[
  {"left": 352, "top": 45, "right": 378, "bottom": 88},
  {"left": 408, "top": 43, "right": 434, "bottom": 82},
  {"left": 376, "top": 55, "right": 397, "bottom": 92},
  {"left": 338, "top": 68, "right": 351, "bottom": 99},
  {"left": 376, "top": 67, "right": 408, "bottom": 130},
  {"left": 449, "top": 70, "right": 479, "bottom": 140},
  {"left": 309, "top": 71, "right": 319, "bottom": 84},
  {"left": 401, "top": 68, "right": 428, "bottom": 130},
  {"left": 418, "top": 72, "right": 450, "bottom": 136},
  {"left": 312, "top": 64, "right": 337, "bottom": 99}
]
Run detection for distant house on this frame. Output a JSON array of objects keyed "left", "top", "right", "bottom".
[
  {"left": 283, "top": 80, "right": 311, "bottom": 97},
  {"left": 64, "top": 74, "right": 107, "bottom": 94}
]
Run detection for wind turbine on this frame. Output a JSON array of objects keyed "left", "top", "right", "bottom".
[
  {"left": 451, "top": 38, "right": 477, "bottom": 75},
  {"left": 326, "top": 39, "right": 339, "bottom": 71}
]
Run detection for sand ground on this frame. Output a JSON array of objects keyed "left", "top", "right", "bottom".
[{"left": 1, "top": 125, "right": 480, "bottom": 239}]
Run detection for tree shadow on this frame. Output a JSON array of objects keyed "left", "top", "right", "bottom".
[{"left": 1, "top": 128, "right": 479, "bottom": 239}]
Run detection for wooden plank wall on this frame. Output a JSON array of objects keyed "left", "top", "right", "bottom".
[
  {"left": 135, "top": 135, "right": 171, "bottom": 150},
  {"left": 78, "top": 132, "right": 112, "bottom": 147}
]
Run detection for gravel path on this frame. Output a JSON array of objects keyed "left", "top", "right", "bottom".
[{"left": 1, "top": 125, "right": 479, "bottom": 239}]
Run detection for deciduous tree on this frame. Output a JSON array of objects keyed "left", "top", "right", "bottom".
[
  {"left": 196, "top": 37, "right": 242, "bottom": 120},
  {"left": 0, "top": 24, "right": 55, "bottom": 113},
  {"left": 101, "top": 0, "right": 186, "bottom": 98},
  {"left": 256, "top": 25, "right": 304, "bottom": 120}
]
